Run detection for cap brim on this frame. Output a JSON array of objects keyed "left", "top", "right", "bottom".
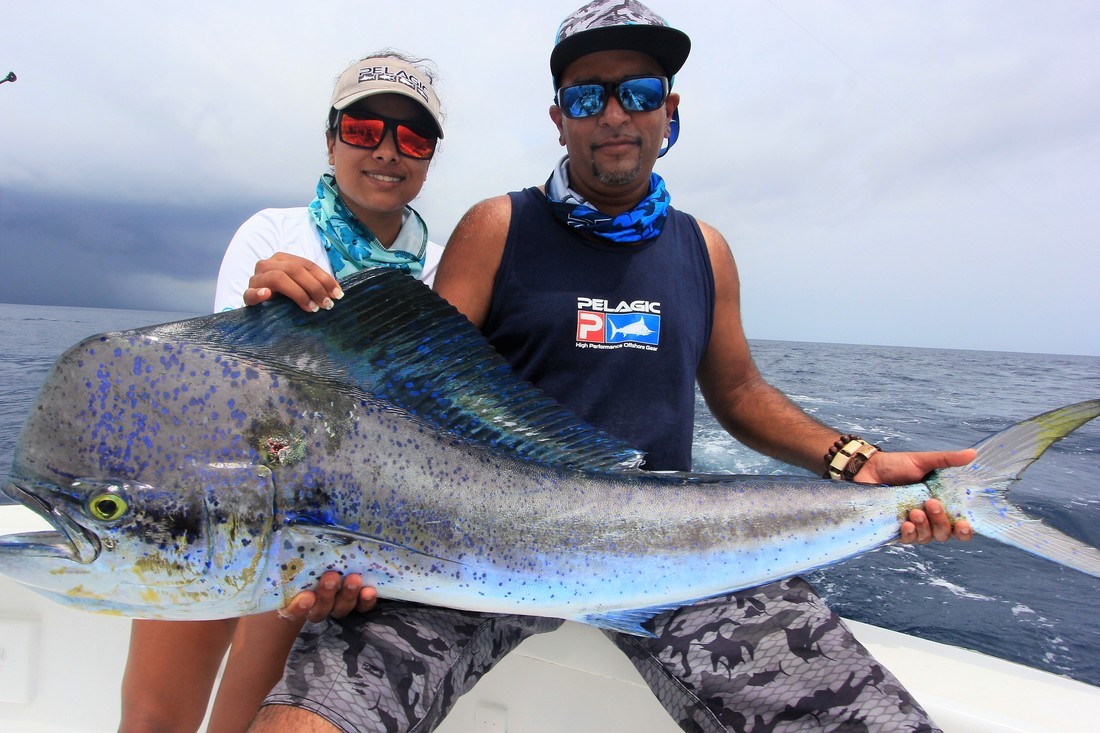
[
  {"left": 551, "top": 25, "right": 691, "bottom": 84},
  {"left": 333, "top": 87, "right": 444, "bottom": 139}
]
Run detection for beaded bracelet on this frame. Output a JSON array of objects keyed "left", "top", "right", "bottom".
[{"left": 823, "top": 434, "right": 880, "bottom": 481}]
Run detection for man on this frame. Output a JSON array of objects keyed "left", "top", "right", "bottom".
[
  {"left": 434, "top": 1, "right": 973, "bottom": 730},
  {"left": 249, "top": 2, "right": 971, "bottom": 731}
]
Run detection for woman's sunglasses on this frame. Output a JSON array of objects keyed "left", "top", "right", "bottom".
[
  {"left": 555, "top": 76, "right": 669, "bottom": 119},
  {"left": 336, "top": 111, "right": 438, "bottom": 160}
]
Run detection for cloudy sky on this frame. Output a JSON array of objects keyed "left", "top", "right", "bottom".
[{"left": 2, "top": 1, "right": 1098, "bottom": 355}]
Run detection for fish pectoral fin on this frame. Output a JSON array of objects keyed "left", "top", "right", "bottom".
[
  {"left": 580, "top": 603, "right": 685, "bottom": 637},
  {"left": 284, "top": 524, "right": 465, "bottom": 567},
  {"left": 308, "top": 531, "right": 357, "bottom": 547}
]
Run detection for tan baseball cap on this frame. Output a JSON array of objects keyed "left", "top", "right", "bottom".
[{"left": 330, "top": 57, "right": 444, "bottom": 138}]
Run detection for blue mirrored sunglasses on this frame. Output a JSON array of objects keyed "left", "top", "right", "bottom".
[{"left": 555, "top": 76, "right": 669, "bottom": 119}]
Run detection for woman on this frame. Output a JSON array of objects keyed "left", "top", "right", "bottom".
[{"left": 119, "top": 50, "right": 445, "bottom": 733}]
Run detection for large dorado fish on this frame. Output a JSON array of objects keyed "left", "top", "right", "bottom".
[{"left": 1, "top": 269, "right": 1098, "bottom": 634}]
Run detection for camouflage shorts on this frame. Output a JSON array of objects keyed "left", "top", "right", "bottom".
[{"left": 264, "top": 577, "right": 939, "bottom": 732}]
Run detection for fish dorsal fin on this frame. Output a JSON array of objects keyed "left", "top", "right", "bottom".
[{"left": 142, "top": 268, "right": 644, "bottom": 472}]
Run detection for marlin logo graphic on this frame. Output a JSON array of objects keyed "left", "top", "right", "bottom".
[
  {"left": 611, "top": 317, "right": 656, "bottom": 339},
  {"left": 607, "top": 313, "right": 660, "bottom": 345}
]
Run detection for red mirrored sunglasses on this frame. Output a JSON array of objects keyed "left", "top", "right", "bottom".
[{"left": 336, "top": 111, "right": 438, "bottom": 160}]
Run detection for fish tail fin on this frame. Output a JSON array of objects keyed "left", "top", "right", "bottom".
[{"left": 927, "top": 399, "right": 1100, "bottom": 577}]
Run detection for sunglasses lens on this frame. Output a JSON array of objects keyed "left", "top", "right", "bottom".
[
  {"left": 559, "top": 84, "right": 607, "bottom": 118},
  {"left": 395, "top": 124, "right": 437, "bottom": 159},
  {"left": 558, "top": 77, "right": 668, "bottom": 119},
  {"left": 618, "top": 77, "right": 667, "bottom": 112},
  {"left": 339, "top": 115, "right": 385, "bottom": 148},
  {"left": 338, "top": 113, "right": 437, "bottom": 159}
]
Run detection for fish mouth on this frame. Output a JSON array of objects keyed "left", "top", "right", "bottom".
[{"left": 0, "top": 482, "right": 100, "bottom": 563}]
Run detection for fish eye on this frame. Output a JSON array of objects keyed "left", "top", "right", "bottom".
[{"left": 88, "top": 492, "right": 129, "bottom": 522}]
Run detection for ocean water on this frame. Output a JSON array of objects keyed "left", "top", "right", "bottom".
[{"left": 1, "top": 303, "right": 1098, "bottom": 687}]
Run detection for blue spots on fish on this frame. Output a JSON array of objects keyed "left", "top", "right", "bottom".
[
  {"left": 149, "top": 268, "right": 644, "bottom": 473},
  {"left": 131, "top": 355, "right": 148, "bottom": 377},
  {"left": 7, "top": 268, "right": 1097, "bottom": 623}
]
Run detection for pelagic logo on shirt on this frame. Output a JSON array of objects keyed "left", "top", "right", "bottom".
[{"left": 575, "top": 297, "right": 661, "bottom": 351}]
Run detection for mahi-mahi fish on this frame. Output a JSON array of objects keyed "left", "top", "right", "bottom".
[{"left": 1, "top": 268, "right": 1098, "bottom": 634}]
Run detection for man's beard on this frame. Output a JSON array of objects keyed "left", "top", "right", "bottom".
[{"left": 593, "top": 161, "right": 642, "bottom": 187}]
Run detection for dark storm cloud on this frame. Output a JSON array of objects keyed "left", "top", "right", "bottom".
[
  {"left": 0, "top": 187, "right": 266, "bottom": 313},
  {"left": 3, "top": 1, "right": 1099, "bottom": 353}
]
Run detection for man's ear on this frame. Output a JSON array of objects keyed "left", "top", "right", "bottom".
[
  {"left": 664, "top": 93, "right": 681, "bottom": 139},
  {"left": 549, "top": 105, "right": 567, "bottom": 146}
]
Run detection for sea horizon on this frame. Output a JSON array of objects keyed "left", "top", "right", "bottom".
[{"left": 4, "top": 300, "right": 1098, "bottom": 360}]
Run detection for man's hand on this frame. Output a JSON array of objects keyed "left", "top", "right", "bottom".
[
  {"left": 242, "top": 252, "right": 343, "bottom": 312},
  {"left": 900, "top": 498, "right": 971, "bottom": 544},
  {"left": 856, "top": 448, "right": 977, "bottom": 544},
  {"left": 278, "top": 571, "right": 378, "bottom": 624}
]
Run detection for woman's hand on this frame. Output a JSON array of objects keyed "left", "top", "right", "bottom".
[{"left": 243, "top": 252, "right": 343, "bottom": 312}]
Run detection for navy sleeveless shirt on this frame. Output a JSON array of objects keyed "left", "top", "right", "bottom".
[{"left": 482, "top": 187, "right": 715, "bottom": 471}]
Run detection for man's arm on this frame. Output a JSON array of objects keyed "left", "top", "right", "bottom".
[
  {"left": 694, "top": 221, "right": 838, "bottom": 471},
  {"left": 694, "top": 222, "right": 973, "bottom": 542},
  {"left": 432, "top": 195, "right": 513, "bottom": 326}
]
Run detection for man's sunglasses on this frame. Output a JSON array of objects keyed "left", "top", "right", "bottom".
[
  {"left": 336, "top": 111, "right": 438, "bottom": 160},
  {"left": 555, "top": 76, "right": 669, "bottom": 119}
]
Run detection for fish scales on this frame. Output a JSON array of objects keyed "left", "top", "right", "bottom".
[{"left": 2, "top": 269, "right": 1098, "bottom": 634}]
